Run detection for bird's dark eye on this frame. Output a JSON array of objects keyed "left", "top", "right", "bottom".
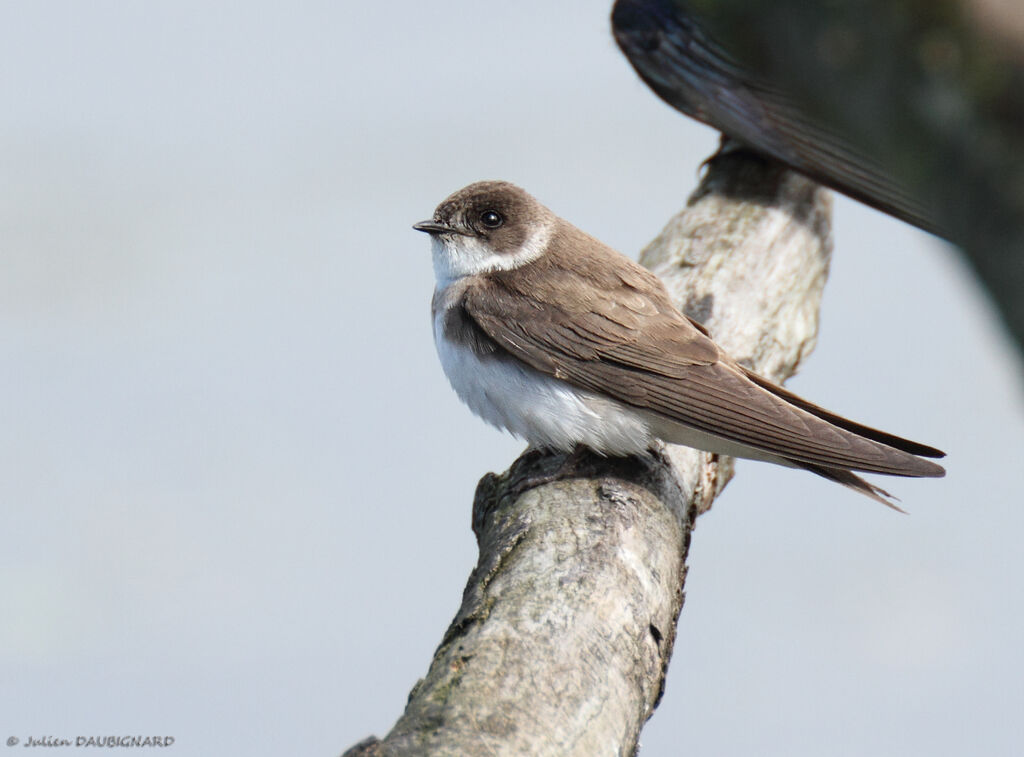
[{"left": 479, "top": 209, "right": 503, "bottom": 229}]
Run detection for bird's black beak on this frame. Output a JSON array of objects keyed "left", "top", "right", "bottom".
[{"left": 413, "top": 220, "right": 454, "bottom": 235}]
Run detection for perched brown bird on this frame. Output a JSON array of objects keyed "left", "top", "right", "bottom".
[{"left": 416, "top": 181, "right": 945, "bottom": 507}]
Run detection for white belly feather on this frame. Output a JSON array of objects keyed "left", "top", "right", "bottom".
[{"left": 433, "top": 309, "right": 654, "bottom": 455}]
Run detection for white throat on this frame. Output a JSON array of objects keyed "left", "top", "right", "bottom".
[{"left": 431, "top": 220, "right": 553, "bottom": 288}]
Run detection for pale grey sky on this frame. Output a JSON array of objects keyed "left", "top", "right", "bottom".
[{"left": 1, "top": 2, "right": 1022, "bottom": 755}]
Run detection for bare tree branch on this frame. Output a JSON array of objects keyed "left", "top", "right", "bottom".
[{"left": 342, "top": 148, "right": 832, "bottom": 756}]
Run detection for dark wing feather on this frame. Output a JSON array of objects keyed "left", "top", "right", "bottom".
[
  {"left": 464, "top": 272, "right": 944, "bottom": 478},
  {"left": 741, "top": 367, "right": 945, "bottom": 459},
  {"left": 612, "top": 3, "right": 944, "bottom": 236},
  {"left": 800, "top": 464, "right": 905, "bottom": 512}
]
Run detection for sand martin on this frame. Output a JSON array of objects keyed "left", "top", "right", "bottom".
[{"left": 415, "top": 181, "right": 944, "bottom": 506}]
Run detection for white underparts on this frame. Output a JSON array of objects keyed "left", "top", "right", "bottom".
[{"left": 434, "top": 309, "right": 654, "bottom": 455}]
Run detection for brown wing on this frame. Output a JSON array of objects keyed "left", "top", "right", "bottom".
[
  {"left": 740, "top": 367, "right": 944, "bottom": 459},
  {"left": 463, "top": 266, "right": 943, "bottom": 478}
]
